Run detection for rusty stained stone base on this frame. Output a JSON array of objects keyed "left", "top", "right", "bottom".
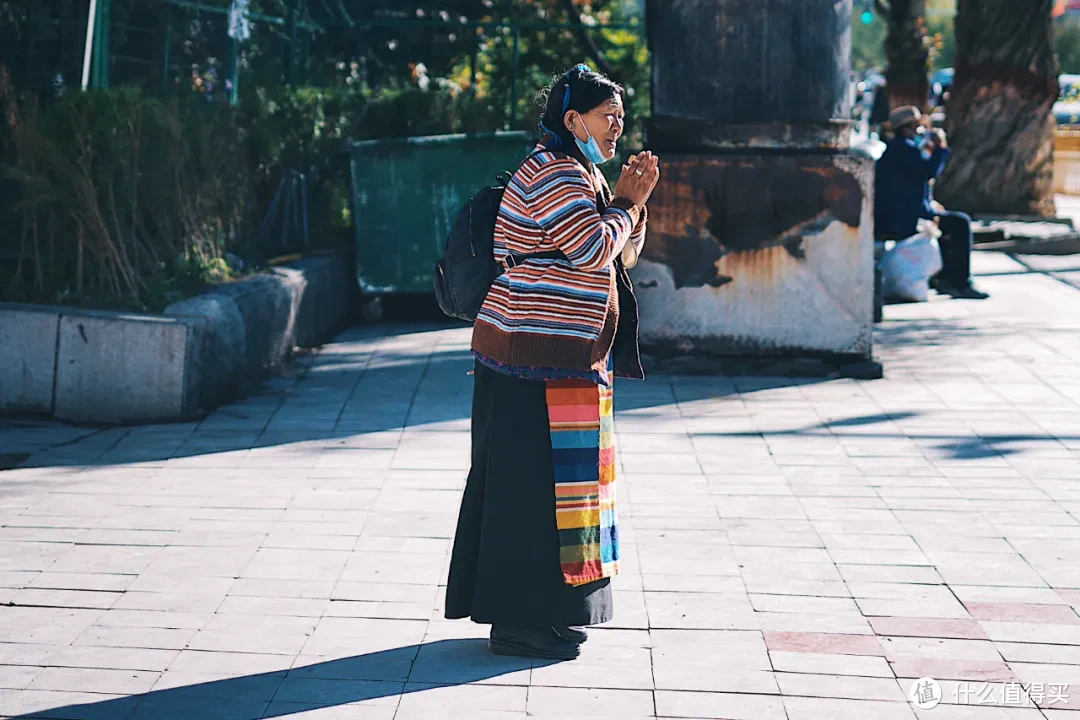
[{"left": 632, "top": 150, "right": 875, "bottom": 358}]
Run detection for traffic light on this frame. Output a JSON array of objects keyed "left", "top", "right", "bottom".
[{"left": 860, "top": 0, "right": 874, "bottom": 24}]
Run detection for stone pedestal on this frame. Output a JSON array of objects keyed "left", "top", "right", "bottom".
[{"left": 635, "top": 0, "right": 877, "bottom": 373}]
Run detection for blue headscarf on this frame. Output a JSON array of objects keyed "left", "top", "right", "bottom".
[{"left": 541, "top": 65, "right": 590, "bottom": 147}]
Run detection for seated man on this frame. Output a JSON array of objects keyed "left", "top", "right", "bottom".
[{"left": 874, "top": 106, "right": 989, "bottom": 300}]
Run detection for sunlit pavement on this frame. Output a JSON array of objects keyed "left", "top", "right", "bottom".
[{"left": 1, "top": 250, "right": 1080, "bottom": 719}]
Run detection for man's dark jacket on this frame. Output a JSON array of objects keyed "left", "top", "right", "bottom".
[{"left": 874, "top": 136, "right": 951, "bottom": 238}]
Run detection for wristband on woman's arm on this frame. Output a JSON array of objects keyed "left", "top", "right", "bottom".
[{"left": 609, "top": 196, "right": 641, "bottom": 226}]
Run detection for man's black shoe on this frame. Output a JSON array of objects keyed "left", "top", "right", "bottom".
[
  {"left": 946, "top": 283, "right": 989, "bottom": 300},
  {"left": 488, "top": 625, "right": 581, "bottom": 660},
  {"left": 553, "top": 626, "right": 588, "bottom": 643}
]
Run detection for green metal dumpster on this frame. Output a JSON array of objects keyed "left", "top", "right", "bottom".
[{"left": 347, "top": 131, "right": 537, "bottom": 320}]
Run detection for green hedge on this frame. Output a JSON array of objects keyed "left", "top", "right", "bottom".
[
  {"left": 1, "top": 80, "right": 257, "bottom": 311},
  {"left": 0, "top": 77, "right": 499, "bottom": 312}
]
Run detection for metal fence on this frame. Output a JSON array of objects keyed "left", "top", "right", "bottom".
[
  {"left": 106, "top": 0, "right": 321, "bottom": 102},
  {"left": 1, "top": 0, "right": 322, "bottom": 101}
]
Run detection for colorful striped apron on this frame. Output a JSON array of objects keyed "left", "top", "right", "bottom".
[{"left": 545, "top": 372, "right": 619, "bottom": 587}]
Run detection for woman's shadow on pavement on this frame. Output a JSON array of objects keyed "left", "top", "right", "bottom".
[{"left": 10, "top": 638, "right": 554, "bottom": 719}]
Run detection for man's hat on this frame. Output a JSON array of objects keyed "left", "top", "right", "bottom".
[{"left": 888, "top": 105, "right": 923, "bottom": 129}]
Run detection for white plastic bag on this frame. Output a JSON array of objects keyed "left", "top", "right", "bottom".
[{"left": 880, "top": 221, "right": 944, "bottom": 303}]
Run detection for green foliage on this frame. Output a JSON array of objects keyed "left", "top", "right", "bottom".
[
  {"left": 0, "top": 78, "right": 508, "bottom": 311},
  {"left": 863, "top": 13, "right": 1080, "bottom": 77},
  {"left": 1057, "top": 19, "right": 1080, "bottom": 75},
  {"left": 852, "top": 9, "right": 888, "bottom": 72},
  {"left": 851, "top": 7, "right": 954, "bottom": 73},
  {"left": 928, "top": 17, "right": 956, "bottom": 71},
  {"left": 0, "top": 0, "right": 651, "bottom": 311},
  {"left": 470, "top": 10, "right": 648, "bottom": 141},
  {"left": 0, "top": 76, "right": 255, "bottom": 311}
]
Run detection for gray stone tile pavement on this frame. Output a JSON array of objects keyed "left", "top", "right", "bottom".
[{"left": 1, "top": 253, "right": 1080, "bottom": 718}]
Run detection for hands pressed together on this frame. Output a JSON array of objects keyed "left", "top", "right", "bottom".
[{"left": 613, "top": 151, "right": 661, "bottom": 209}]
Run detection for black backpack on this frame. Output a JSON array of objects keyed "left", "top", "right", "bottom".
[{"left": 433, "top": 154, "right": 564, "bottom": 322}]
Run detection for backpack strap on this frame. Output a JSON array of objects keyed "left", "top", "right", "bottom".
[{"left": 497, "top": 149, "right": 550, "bottom": 187}]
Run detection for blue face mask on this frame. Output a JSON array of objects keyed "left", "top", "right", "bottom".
[
  {"left": 914, "top": 131, "right": 932, "bottom": 158},
  {"left": 574, "top": 124, "right": 612, "bottom": 165}
]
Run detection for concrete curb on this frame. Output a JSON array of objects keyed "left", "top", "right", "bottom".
[
  {"left": 0, "top": 303, "right": 63, "bottom": 415},
  {"left": 0, "top": 255, "right": 349, "bottom": 424}
]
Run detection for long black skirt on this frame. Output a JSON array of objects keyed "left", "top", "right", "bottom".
[{"left": 444, "top": 362, "right": 613, "bottom": 627}]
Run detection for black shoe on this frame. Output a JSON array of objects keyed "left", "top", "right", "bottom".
[
  {"left": 946, "top": 283, "right": 989, "bottom": 300},
  {"left": 488, "top": 625, "right": 581, "bottom": 660},
  {"left": 553, "top": 626, "right": 588, "bottom": 643}
]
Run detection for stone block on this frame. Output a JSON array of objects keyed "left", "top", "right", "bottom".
[
  {"left": 53, "top": 310, "right": 204, "bottom": 424},
  {"left": 0, "top": 303, "right": 61, "bottom": 414},
  {"left": 166, "top": 255, "right": 348, "bottom": 413},
  {"left": 4, "top": 255, "right": 348, "bottom": 424},
  {"left": 164, "top": 293, "right": 246, "bottom": 413}
]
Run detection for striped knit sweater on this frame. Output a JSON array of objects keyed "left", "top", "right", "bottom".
[{"left": 472, "top": 146, "right": 647, "bottom": 382}]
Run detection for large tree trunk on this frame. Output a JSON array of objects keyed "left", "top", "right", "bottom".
[
  {"left": 935, "top": 0, "right": 1058, "bottom": 216},
  {"left": 879, "top": 0, "right": 930, "bottom": 110}
]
